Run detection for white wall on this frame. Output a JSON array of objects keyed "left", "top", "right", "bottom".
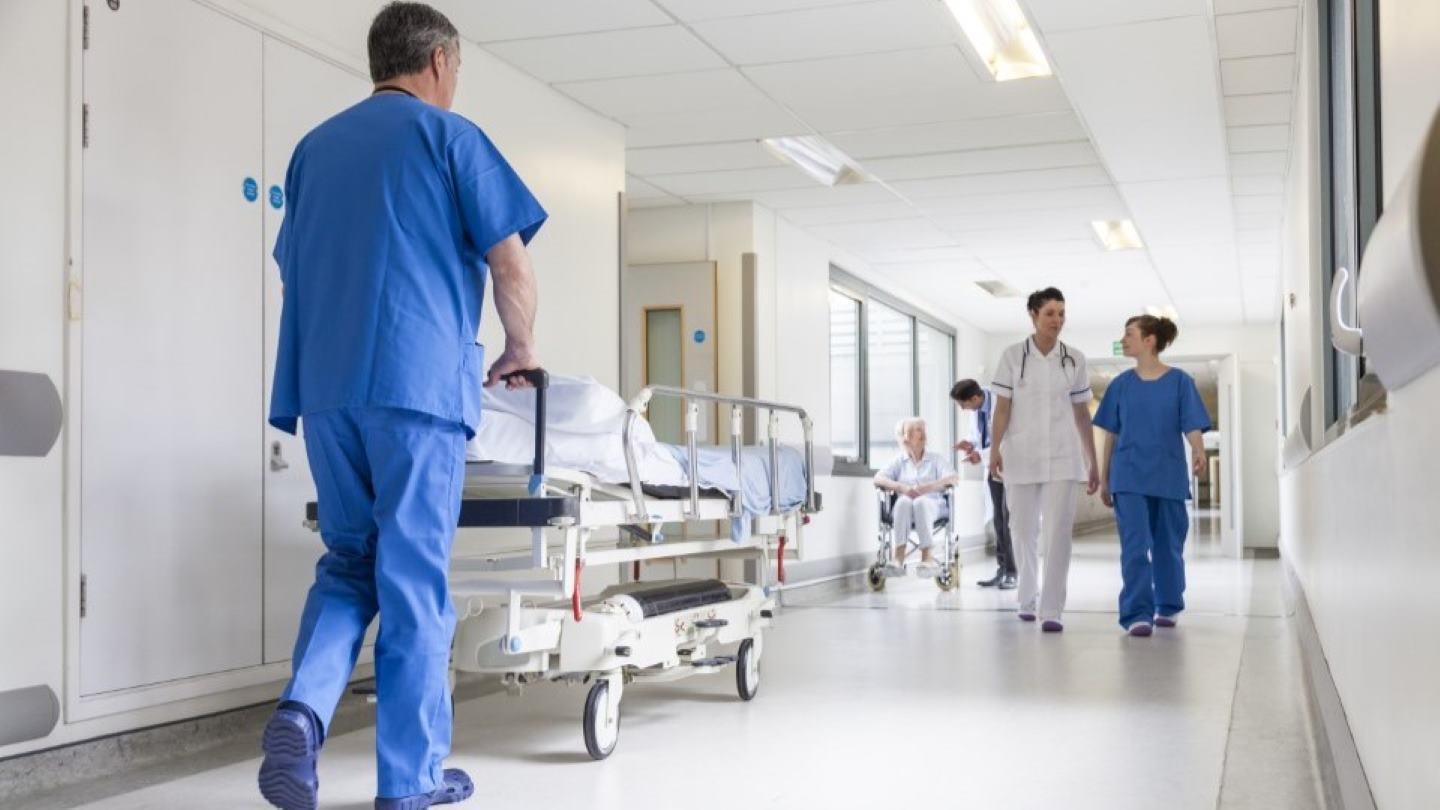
[
  {"left": 0, "top": 0, "right": 622, "bottom": 757},
  {"left": 1278, "top": 1, "right": 1440, "bottom": 808}
]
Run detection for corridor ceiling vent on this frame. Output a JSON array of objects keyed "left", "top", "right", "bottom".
[
  {"left": 944, "top": 0, "right": 1052, "bottom": 81},
  {"left": 976, "top": 280, "right": 1024, "bottom": 298},
  {"left": 1091, "top": 219, "right": 1145, "bottom": 251},
  {"left": 760, "top": 136, "right": 868, "bottom": 187}
]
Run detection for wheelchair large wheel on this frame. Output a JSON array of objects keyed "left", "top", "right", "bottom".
[
  {"left": 582, "top": 680, "right": 620, "bottom": 760},
  {"left": 866, "top": 563, "right": 887, "bottom": 592}
]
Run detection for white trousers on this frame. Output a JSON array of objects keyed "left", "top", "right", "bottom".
[
  {"left": 892, "top": 495, "right": 939, "bottom": 550},
  {"left": 1005, "top": 481, "right": 1080, "bottom": 621}
]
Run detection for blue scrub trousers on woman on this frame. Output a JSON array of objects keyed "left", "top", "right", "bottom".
[
  {"left": 1113, "top": 493, "right": 1189, "bottom": 628},
  {"left": 283, "top": 407, "right": 467, "bottom": 799}
]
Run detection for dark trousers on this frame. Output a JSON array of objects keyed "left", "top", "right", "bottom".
[{"left": 989, "top": 476, "right": 1016, "bottom": 575}]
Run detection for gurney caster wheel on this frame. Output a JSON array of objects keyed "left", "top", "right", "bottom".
[
  {"left": 736, "top": 638, "right": 760, "bottom": 701},
  {"left": 866, "top": 563, "right": 886, "bottom": 592},
  {"left": 583, "top": 680, "right": 619, "bottom": 760}
]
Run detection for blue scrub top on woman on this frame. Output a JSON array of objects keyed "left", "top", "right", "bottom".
[{"left": 1092, "top": 368, "right": 1212, "bottom": 499}]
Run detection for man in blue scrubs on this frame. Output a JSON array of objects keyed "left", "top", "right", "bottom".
[{"left": 258, "top": 4, "right": 547, "bottom": 809}]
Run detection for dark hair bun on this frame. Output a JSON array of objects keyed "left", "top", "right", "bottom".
[{"left": 1026, "top": 287, "right": 1065, "bottom": 315}]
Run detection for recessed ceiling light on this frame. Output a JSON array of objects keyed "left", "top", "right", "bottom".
[
  {"left": 944, "top": 0, "right": 1053, "bottom": 81},
  {"left": 1091, "top": 220, "right": 1144, "bottom": 251},
  {"left": 761, "top": 136, "right": 867, "bottom": 187},
  {"left": 976, "top": 280, "right": 1023, "bottom": 298}
]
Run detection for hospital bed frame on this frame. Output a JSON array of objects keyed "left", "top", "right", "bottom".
[{"left": 304, "top": 370, "right": 821, "bottom": 759}]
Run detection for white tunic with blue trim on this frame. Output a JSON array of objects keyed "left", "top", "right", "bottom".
[{"left": 990, "top": 337, "right": 1092, "bottom": 485}]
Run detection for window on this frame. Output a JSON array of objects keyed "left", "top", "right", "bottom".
[
  {"left": 866, "top": 300, "right": 915, "bottom": 466},
  {"left": 1318, "top": 0, "right": 1382, "bottom": 430},
  {"left": 829, "top": 290, "right": 862, "bottom": 461},
  {"left": 828, "top": 268, "right": 958, "bottom": 472}
]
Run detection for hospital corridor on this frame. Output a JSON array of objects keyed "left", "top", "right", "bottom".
[{"left": 1, "top": 1, "right": 1437, "bottom": 809}]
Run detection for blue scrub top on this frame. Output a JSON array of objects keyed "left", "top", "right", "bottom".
[
  {"left": 269, "top": 93, "right": 548, "bottom": 438},
  {"left": 1092, "top": 368, "right": 1212, "bottom": 500}
]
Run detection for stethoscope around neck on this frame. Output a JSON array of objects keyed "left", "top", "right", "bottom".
[{"left": 1019, "top": 337, "right": 1077, "bottom": 381}]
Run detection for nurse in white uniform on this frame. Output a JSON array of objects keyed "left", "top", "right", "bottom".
[{"left": 988, "top": 287, "right": 1100, "bottom": 632}]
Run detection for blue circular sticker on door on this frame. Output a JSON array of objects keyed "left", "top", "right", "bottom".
[
  {"left": 242, "top": 177, "right": 259, "bottom": 202},
  {"left": 269, "top": 185, "right": 284, "bottom": 209},
  {"left": 693, "top": 330, "right": 707, "bottom": 344}
]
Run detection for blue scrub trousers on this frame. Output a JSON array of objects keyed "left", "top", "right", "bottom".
[
  {"left": 1113, "top": 493, "right": 1189, "bottom": 628},
  {"left": 283, "top": 407, "right": 466, "bottom": 798}
]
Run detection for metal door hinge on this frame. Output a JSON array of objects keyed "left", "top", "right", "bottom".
[
  {"left": 80, "top": 574, "right": 88, "bottom": 619},
  {"left": 82, "top": 104, "right": 90, "bottom": 149},
  {"left": 83, "top": 6, "right": 90, "bottom": 50}
]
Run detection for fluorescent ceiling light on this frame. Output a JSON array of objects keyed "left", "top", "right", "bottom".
[
  {"left": 944, "top": 0, "right": 1052, "bottom": 81},
  {"left": 1091, "top": 220, "right": 1144, "bottom": 251},
  {"left": 761, "top": 136, "right": 867, "bottom": 187},
  {"left": 976, "top": 280, "right": 1023, "bottom": 298}
]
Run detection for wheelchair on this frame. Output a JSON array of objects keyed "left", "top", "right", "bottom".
[{"left": 866, "top": 485, "right": 961, "bottom": 592}]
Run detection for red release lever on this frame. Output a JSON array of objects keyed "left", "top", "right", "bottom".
[
  {"left": 572, "top": 558, "right": 583, "bottom": 623},
  {"left": 777, "top": 535, "right": 787, "bottom": 585}
]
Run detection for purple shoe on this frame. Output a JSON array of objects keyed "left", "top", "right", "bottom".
[
  {"left": 375, "top": 769, "right": 475, "bottom": 810},
  {"left": 1018, "top": 611, "right": 1037, "bottom": 622},
  {"left": 258, "top": 706, "right": 322, "bottom": 810},
  {"left": 1128, "top": 622, "right": 1154, "bottom": 637},
  {"left": 1041, "top": 620, "right": 1063, "bottom": 633},
  {"left": 1155, "top": 615, "right": 1178, "bottom": 628}
]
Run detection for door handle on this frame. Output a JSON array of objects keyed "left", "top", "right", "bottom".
[
  {"left": 269, "top": 440, "right": 290, "bottom": 472},
  {"left": 1331, "top": 265, "right": 1364, "bottom": 357}
]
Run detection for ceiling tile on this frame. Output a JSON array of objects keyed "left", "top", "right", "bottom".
[
  {"left": 1223, "top": 92, "right": 1292, "bottom": 125},
  {"left": 1232, "top": 174, "right": 1285, "bottom": 195},
  {"left": 926, "top": 204, "right": 1129, "bottom": 233},
  {"left": 694, "top": 182, "right": 902, "bottom": 208},
  {"left": 627, "top": 142, "right": 782, "bottom": 174},
  {"left": 743, "top": 47, "right": 1070, "bottom": 132},
  {"left": 624, "top": 104, "right": 807, "bottom": 148},
  {"left": 1220, "top": 54, "right": 1296, "bottom": 95},
  {"left": 1228, "top": 124, "right": 1291, "bottom": 152},
  {"left": 779, "top": 201, "right": 922, "bottom": 227},
  {"left": 890, "top": 166, "right": 1114, "bottom": 199},
  {"left": 691, "top": 0, "right": 959, "bottom": 65},
  {"left": 825, "top": 112, "right": 1087, "bottom": 159},
  {"left": 435, "top": 0, "right": 670, "bottom": 42},
  {"left": 1044, "top": 16, "right": 1229, "bottom": 182},
  {"left": 647, "top": 165, "right": 816, "bottom": 196},
  {"left": 653, "top": 0, "right": 859, "bottom": 23},
  {"left": 1214, "top": 0, "right": 1298, "bottom": 13},
  {"left": 864, "top": 142, "right": 1098, "bottom": 182},
  {"left": 1237, "top": 230, "right": 1282, "bottom": 247},
  {"left": 1025, "top": 0, "right": 1209, "bottom": 32},
  {"left": 483, "top": 26, "right": 726, "bottom": 83},
  {"left": 808, "top": 218, "right": 959, "bottom": 251},
  {"left": 625, "top": 175, "right": 674, "bottom": 199},
  {"left": 1215, "top": 8, "right": 1299, "bottom": 59},
  {"left": 1119, "top": 177, "right": 1236, "bottom": 246},
  {"left": 1233, "top": 194, "right": 1283, "bottom": 214},
  {"left": 556, "top": 69, "right": 775, "bottom": 121},
  {"left": 1235, "top": 210, "right": 1283, "bottom": 228},
  {"left": 1230, "top": 151, "right": 1289, "bottom": 175}
]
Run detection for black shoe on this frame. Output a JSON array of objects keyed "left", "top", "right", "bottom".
[
  {"left": 998, "top": 574, "right": 1017, "bottom": 590},
  {"left": 977, "top": 570, "right": 1004, "bottom": 588}
]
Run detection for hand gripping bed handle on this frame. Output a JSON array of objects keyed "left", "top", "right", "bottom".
[{"left": 503, "top": 368, "right": 550, "bottom": 492}]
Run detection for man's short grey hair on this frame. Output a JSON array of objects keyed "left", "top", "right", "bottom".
[
  {"left": 368, "top": 2, "right": 460, "bottom": 84},
  {"left": 895, "top": 417, "right": 926, "bottom": 443}
]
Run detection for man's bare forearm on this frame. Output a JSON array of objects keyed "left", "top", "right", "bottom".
[{"left": 487, "top": 234, "right": 538, "bottom": 352}]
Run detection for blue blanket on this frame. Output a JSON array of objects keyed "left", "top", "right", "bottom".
[{"left": 662, "top": 444, "right": 808, "bottom": 541}]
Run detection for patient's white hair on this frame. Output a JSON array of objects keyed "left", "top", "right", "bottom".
[{"left": 895, "top": 416, "right": 926, "bottom": 443}]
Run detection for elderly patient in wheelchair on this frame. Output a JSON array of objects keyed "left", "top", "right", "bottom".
[{"left": 873, "top": 417, "right": 960, "bottom": 582}]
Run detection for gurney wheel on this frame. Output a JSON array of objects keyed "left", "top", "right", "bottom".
[
  {"left": 866, "top": 563, "right": 886, "bottom": 592},
  {"left": 582, "top": 680, "right": 619, "bottom": 760},
  {"left": 735, "top": 638, "right": 760, "bottom": 701}
]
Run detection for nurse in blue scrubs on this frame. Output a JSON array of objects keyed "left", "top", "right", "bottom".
[
  {"left": 259, "top": 4, "right": 547, "bottom": 809},
  {"left": 1092, "top": 315, "right": 1211, "bottom": 638}
]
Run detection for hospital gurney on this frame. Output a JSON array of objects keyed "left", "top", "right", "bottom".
[{"left": 304, "top": 370, "right": 821, "bottom": 759}]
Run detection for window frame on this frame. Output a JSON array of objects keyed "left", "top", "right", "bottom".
[{"left": 828, "top": 266, "right": 959, "bottom": 475}]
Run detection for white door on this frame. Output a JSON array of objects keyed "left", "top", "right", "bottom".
[
  {"left": 261, "top": 37, "right": 370, "bottom": 664},
  {"left": 621, "top": 262, "right": 718, "bottom": 443},
  {"left": 80, "top": 0, "right": 264, "bottom": 694}
]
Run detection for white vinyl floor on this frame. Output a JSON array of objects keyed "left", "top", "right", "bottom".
[{"left": 51, "top": 513, "right": 1324, "bottom": 810}]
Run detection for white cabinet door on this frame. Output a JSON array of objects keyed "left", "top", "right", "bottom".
[
  {"left": 80, "top": 0, "right": 264, "bottom": 695},
  {"left": 261, "top": 37, "right": 370, "bottom": 663}
]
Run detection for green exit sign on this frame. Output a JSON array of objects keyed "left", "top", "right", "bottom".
[{"left": 1112, "top": 340, "right": 1124, "bottom": 356}]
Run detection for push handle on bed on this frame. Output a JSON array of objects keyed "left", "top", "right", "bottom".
[{"left": 502, "top": 368, "right": 550, "bottom": 489}]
